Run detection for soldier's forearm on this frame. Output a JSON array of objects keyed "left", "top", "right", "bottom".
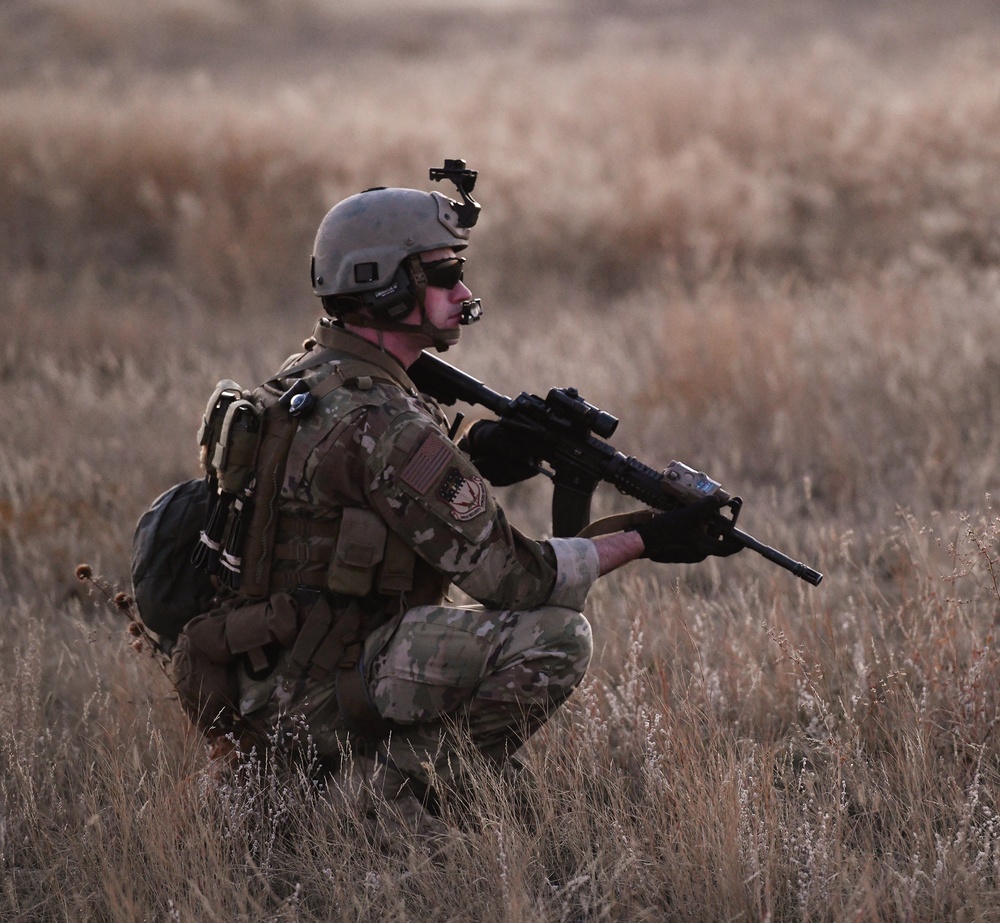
[{"left": 593, "top": 530, "right": 645, "bottom": 576}]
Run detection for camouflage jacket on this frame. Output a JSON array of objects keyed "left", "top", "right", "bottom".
[{"left": 269, "top": 319, "right": 600, "bottom": 616}]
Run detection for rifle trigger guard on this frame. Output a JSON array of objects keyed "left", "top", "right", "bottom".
[{"left": 719, "top": 496, "right": 742, "bottom": 531}]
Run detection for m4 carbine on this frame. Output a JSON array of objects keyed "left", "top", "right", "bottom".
[{"left": 409, "top": 351, "right": 822, "bottom": 587}]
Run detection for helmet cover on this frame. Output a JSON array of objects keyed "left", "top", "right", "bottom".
[{"left": 311, "top": 188, "right": 470, "bottom": 298}]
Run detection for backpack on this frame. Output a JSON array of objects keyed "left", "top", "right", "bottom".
[
  {"left": 131, "top": 478, "right": 218, "bottom": 642},
  {"left": 130, "top": 374, "right": 265, "bottom": 642},
  {"left": 129, "top": 365, "right": 316, "bottom": 641}
]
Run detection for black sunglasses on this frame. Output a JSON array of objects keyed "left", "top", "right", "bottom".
[{"left": 420, "top": 257, "right": 465, "bottom": 290}]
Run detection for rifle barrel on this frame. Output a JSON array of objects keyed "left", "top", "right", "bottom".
[{"left": 732, "top": 527, "right": 823, "bottom": 585}]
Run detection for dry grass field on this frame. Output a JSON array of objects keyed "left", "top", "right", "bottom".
[{"left": 5, "top": 0, "right": 1000, "bottom": 919}]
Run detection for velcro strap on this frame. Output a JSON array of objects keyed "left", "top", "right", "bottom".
[
  {"left": 307, "top": 370, "right": 349, "bottom": 400},
  {"left": 268, "top": 592, "right": 301, "bottom": 647},
  {"left": 245, "top": 646, "right": 271, "bottom": 674},
  {"left": 275, "top": 516, "right": 341, "bottom": 541},
  {"left": 289, "top": 594, "right": 335, "bottom": 671},
  {"left": 268, "top": 567, "right": 328, "bottom": 591},
  {"left": 273, "top": 347, "right": 337, "bottom": 380},
  {"left": 272, "top": 541, "right": 334, "bottom": 563},
  {"left": 309, "top": 604, "right": 363, "bottom": 676}
]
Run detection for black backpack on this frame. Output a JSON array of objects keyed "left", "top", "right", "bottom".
[
  {"left": 130, "top": 355, "right": 356, "bottom": 641},
  {"left": 131, "top": 478, "right": 217, "bottom": 642}
]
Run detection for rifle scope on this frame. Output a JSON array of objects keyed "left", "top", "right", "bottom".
[{"left": 546, "top": 387, "right": 618, "bottom": 439}]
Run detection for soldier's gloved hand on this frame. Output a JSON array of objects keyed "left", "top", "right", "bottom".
[
  {"left": 458, "top": 420, "right": 539, "bottom": 487},
  {"left": 628, "top": 497, "right": 744, "bottom": 563}
]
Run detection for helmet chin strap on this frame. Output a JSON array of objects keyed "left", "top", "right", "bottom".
[
  {"left": 408, "top": 256, "right": 458, "bottom": 352},
  {"left": 335, "top": 306, "right": 462, "bottom": 352}
]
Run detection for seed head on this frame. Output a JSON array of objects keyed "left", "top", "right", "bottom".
[{"left": 76, "top": 563, "right": 93, "bottom": 581}]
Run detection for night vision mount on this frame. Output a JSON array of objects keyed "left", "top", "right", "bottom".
[{"left": 430, "top": 159, "right": 481, "bottom": 228}]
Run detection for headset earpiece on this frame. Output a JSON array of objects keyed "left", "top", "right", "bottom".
[{"left": 359, "top": 262, "right": 416, "bottom": 321}]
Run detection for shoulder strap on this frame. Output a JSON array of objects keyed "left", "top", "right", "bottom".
[
  {"left": 274, "top": 348, "right": 339, "bottom": 381},
  {"left": 236, "top": 387, "right": 301, "bottom": 598},
  {"left": 309, "top": 320, "right": 420, "bottom": 394},
  {"left": 235, "top": 354, "right": 402, "bottom": 599}
]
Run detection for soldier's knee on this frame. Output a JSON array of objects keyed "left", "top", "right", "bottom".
[
  {"left": 560, "top": 608, "right": 593, "bottom": 663},
  {"left": 523, "top": 605, "right": 593, "bottom": 683}
]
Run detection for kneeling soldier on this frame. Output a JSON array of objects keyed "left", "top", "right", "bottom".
[{"left": 178, "top": 163, "right": 740, "bottom": 820}]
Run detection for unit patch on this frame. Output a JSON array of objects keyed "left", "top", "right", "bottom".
[{"left": 437, "top": 467, "right": 487, "bottom": 521}]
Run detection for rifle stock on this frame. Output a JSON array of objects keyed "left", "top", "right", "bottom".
[{"left": 409, "top": 351, "right": 822, "bottom": 586}]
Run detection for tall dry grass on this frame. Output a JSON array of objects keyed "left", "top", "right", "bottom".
[{"left": 5, "top": 1, "right": 1000, "bottom": 919}]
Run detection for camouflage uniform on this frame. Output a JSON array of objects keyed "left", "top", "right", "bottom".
[{"left": 235, "top": 318, "right": 599, "bottom": 787}]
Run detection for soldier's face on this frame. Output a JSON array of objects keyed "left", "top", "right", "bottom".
[{"left": 414, "top": 247, "right": 473, "bottom": 333}]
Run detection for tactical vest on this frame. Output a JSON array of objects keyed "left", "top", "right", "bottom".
[
  {"left": 194, "top": 322, "right": 445, "bottom": 602},
  {"left": 176, "top": 321, "right": 446, "bottom": 740}
]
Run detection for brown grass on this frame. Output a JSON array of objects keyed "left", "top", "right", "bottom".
[{"left": 5, "top": 1, "right": 1000, "bottom": 919}]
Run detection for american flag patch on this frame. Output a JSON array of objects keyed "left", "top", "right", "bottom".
[{"left": 399, "top": 433, "right": 452, "bottom": 494}]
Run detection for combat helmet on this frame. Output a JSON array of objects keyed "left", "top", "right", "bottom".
[{"left": 311, "top": 160, "right": 483, "bottom": 350}]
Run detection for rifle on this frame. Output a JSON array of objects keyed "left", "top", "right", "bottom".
[{"left": 409, "top": 351, "right": 822, "bottom": 586}]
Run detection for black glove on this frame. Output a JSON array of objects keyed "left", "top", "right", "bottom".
[
  {"left": 628, "top": 496, "right": 744, "bottom": 564},
  {"left": 458, "top": 419, "right": 540, "bottom": 487}
]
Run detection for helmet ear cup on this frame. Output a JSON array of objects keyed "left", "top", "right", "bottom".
[{"left": 360, "top": 263, "right": 416, "bottom": 320}]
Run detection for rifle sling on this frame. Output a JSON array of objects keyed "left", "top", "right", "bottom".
[{"left": 576, "top": 510, "right": 654, "bottom": 539}]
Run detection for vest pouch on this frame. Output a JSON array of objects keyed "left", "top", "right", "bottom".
[
  {"left": 327, "top": 507, "right": 386, "bottom": 597},
  {"left": 168, "top": 594, "right": 303, "bottom": 732},
  {"left": 224, "top": 592, "right": 300, "bottom": 674},
  {"left": 168, "top": 607, "right": 239, "bottom": 733},
  {"left": 212, "top": 399, "right": 263, "bottom": 495},
  {"left": 377, "top": 529, "right": 417, "bottom": 594},
  {"left": 197, "top": 380, "right": 246, "bottom": 473}
]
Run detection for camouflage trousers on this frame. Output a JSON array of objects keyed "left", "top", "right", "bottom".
[{"left": 236, "top": 601, "right": 593, "bottom": 787}]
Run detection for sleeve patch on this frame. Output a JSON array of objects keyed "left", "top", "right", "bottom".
[
  {"left": 438, "top": 468, "right": 488, "bottom": 521},
  {"left": 399, "top": 433, "right": 452, "bottom": 494}
]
